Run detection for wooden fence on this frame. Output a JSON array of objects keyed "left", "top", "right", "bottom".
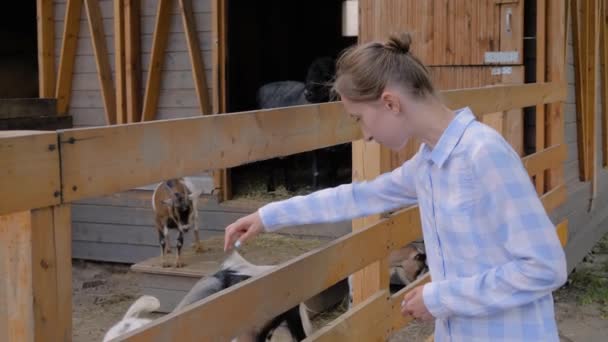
[{"left": 0, "top": 82, "right": 568, "bottom": 341}]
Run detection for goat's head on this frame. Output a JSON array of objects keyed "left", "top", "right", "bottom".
[
  {"left": 161, "top": 181, "right": 196, "bottom": 232},
  {"left": 304, "top": 57, "right": 336, "bottom": 103}
]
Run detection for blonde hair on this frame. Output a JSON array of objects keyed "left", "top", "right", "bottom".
[{"left": 332, "top": 32, "right": 435, "bottom": 102}]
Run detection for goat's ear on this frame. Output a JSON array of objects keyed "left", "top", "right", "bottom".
[{"left": 161, "top": 198, "right": 174, "bottom": 206}]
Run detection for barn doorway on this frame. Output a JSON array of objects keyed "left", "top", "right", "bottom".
[
  {"left": 225, "top": 0, "right": 357, "bottom": 199},
  {"left": 0, "top": 1, "right": 38, "bottom": 99}
]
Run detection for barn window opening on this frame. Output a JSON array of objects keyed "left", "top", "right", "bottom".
[{"left": 226, "top": 0, "right": 357, "bottom": 199}]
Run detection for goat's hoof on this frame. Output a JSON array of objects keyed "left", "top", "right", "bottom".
[
  {"left": 161, "top": 261, "right": 172, "bottom": 268},
  {"left": 174, "top": 261, "right": 184, "bottom": 268},
  {"left": 192, "top": 242, "right": 205, "bottom": 253}
]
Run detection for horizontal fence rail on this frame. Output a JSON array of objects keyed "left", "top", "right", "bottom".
[{"left": 0, "top": 82, "right": 567, "bottom": 216}]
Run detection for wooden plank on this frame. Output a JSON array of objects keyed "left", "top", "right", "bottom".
[
  {"left": 84, "top": 0, "right": 117, "bottom": 125},
  {"left": 387, "top": 274, "right": 431, "bottom": 335},
  {"left": 541, "top": 183, "right": 567, "bottom": 214},
  {"left": 0, "top": 116, "right": 73, "bottom": 131},
  {"left": 584, "top": 0, "right": 598, "bottom": 201},
  {"left": 0, "top": 211, "right": 34, "bottom": 342},
  {"left": 59, "top": 102, "right": 359, "bottom": 202},
  {"left": 141, "top": 0, "right": 173, "bottom": 122},
  {"left": 0, "top": 132, "right": 61, "bottom": 216},
  {"left": 499, "top": 0, "right": 524, "bottom": 64},
  {"left": 441, "top": 82, "right": 567, "bottom": 119},
  {"left": 521, "top": 144, "right": 567, "bottom": 178},
  {"left": 305, "top": 290, "right": 389, "bottom": 342},
  {"left": 557, "top": 219, "right": 569, "bottom": 247},
  {"left": 351, "top": 139, "right": 391, "bottom": 305},
  {"left": 53, "top": 206, "right": 72, "bottom": 342},
  {"left": 179, "top": 0, "right": 211, "bottom": 115},
  {"left": 572, "top": 0, "right": 587, "bottom": 180},
  {"left": 0, "top": 99, "right": 57, "bottom": 119},
  {"left": 602, "top": 0, "right": 608, "bottom": 167},
  {"left": 37, "top": 0, "right": 55, "bottom": 98},
  {"left": 536, "top": 0, "right": 547, "bottom": 193},
  {"left": 31, "top": 208, "right": 58, "bottom": 342},
  {"left": 211, "top": 0, "right": 228, "bottom": 200},
  {"left": 57, "top": 83, "right": 566, "bottom": 202},
  {"left": 501, "top": 66, "right": 525, "bottom": 156},
  {"left": 56, "top": 0, "right": 83, "bottom": 115},
  {"left": 115, "top": 206, "right": 423, "bottom": 341},
  {"left": 114, "top": 0, "right": 127, "bottom": 124},
  {"left": 125, "top": 0, "right": 141, "bottom": 123},
  {"left": 545, "top": 0, "right": 567, "bottom": 188},
  {"left": 30, "top": 205, "right": 72, "bottom": 342}
]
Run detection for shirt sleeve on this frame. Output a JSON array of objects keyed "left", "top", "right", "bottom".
[
  {"left": 258, "top": 152, "right": 420, "bottom": 232},
  {"left": 422, "top": 138, "right": 568, "bottom": 319}
]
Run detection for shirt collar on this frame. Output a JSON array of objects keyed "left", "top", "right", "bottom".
[{"left": 422, "top": 107, "right": 476, "bottom": 168}]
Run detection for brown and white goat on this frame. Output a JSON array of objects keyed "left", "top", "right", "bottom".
[{"left": 152, "top": 178, "right": 204, "bottom": 268}]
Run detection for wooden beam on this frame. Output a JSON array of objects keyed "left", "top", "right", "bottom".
[
  {"left": 545, "top": 0, "right": 567, "bottom": 188},
  {"left": 540, "top": 183, "right": 567, "bottom": 213},
  {"left": 211, "top": 0, "right": 228, "bottom": 201},
  {"left": 125, "top": 0, "right": 141, "bottom": 123},
  {"left": 387, "top": 274, "right": 432, "bottom": 335},
  {"left": 351, "top": 140, "right": 392, "bottom": 305},
  {"left": 179, "top": 0, "right": 212, "bottom": 115},
  {"left": 37, "top": 0, "right": 55, "bottom": 98},
  {"left": 441, "top": 82, "right": 566, "bottom": 118},
  {"left": 55, "top": 0, "right": 83, "bottom": 115},
  {"left": 536, "top": 0, "right": 547, "bottom": 194},
  {"left": 0, "top": 211, "right": 34, "bottom": 342},
  {"left": 59, "top": 102, "right": 360, "bottom": 202},
  {"left": 117, "top": 206, "right": 423, "bottom": 341},
  {"left": 305, "top": 290, "right": 390, "bottom": 341},
  {"left": 211, "top": 0, "right": 227, "bottom": 115},
  {"left": 572, "top": 0, "right": 587, "bottom": 180},
  {"left": 602, "top": 0, "right": 608, "bottom": 167},
  {"left": 0, "top": 83, "right": 568, "bottom": 212},
  {"left": 84, "top": 0, "right": 117, "bottom": 125},
  {"left": 114, "top": 0, "right": 127, "bottom": 124},
  {"left": 521, "top": 144, "right": 567, "bottom": 178},
  {"left": 31, "top": 205, "right": 72, "bottom": 342},
  {"left": 141, "top": 0, "right": 172, "bottom": 122},
  {"left": 0, "top": 132, "right": 61, "bottom": 216},
  {"left": 556, "top": 219, "right": 569, "bottom": 247}
]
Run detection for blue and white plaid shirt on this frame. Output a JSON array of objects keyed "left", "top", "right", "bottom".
[{"left": 259, "top": 107, "right": 567, "bottom": 341}]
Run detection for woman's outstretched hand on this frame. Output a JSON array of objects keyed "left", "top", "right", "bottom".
[{"left": 223, "top": 211, "right": 265, "bottom": 252}]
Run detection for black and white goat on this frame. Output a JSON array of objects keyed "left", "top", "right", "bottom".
[
  {"left": 103, "top": 252, "right": 312, "bottom": 341},
  {"left": 152, "top": 177, "right": 204, "bottom": 268},
  {"left": 256, "top": 57, "right": 337, "bottom": 192}
]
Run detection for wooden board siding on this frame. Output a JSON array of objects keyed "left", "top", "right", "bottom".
[
  {"left": 71, "top": 191, "right": 351, "bottom": 263},
  {"left": 53, "top": 0, "right": 213, "bottom": 127},
  {"left": 551, "top": 9, "right": 608, "bottom": 273},
  {"left": 359, "top": 0, "right": 523, "bottom": 66}
]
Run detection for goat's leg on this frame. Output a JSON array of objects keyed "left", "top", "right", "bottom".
[
  {"left": 312, "top": 150, "right": 319, "bottom": 189},
  {"left": 159, "top": 228, "right": 171, "bottom": 268},
  {"left": 191, "top": 212, "right": 205, "bottom": 253},
  {"left": 175, "top": 230, "right": 184, "bottom": 268}
]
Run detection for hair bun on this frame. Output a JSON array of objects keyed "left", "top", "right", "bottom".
[{"left": 385, "top": 32, "right": 412, "bottom": 54}]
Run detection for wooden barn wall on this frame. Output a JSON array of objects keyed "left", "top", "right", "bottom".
[
  {"left": 53, "top": 0, "right": 213, "bottom": 127},
  {"left": 71, "top": 191, "right": 350, "bottom": 263},
  {"left": 551, "top": 10, "right": 608, "bottom": 274}
]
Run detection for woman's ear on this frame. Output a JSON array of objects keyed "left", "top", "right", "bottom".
[{"left": 381, "top": 91, "right": 401, "bottom": 114}]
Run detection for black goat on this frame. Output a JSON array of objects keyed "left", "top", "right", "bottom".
[{"left": 257, "top": 57, "right": 338, "bottom": 193}]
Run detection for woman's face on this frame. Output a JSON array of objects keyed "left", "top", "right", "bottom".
[{"left": 341, "top": 92, "right": 412, "bottom": 151}]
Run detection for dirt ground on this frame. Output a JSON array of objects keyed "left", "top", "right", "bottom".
[{"left": 73, "top": 234, "right": 608, "bottom": 342}]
